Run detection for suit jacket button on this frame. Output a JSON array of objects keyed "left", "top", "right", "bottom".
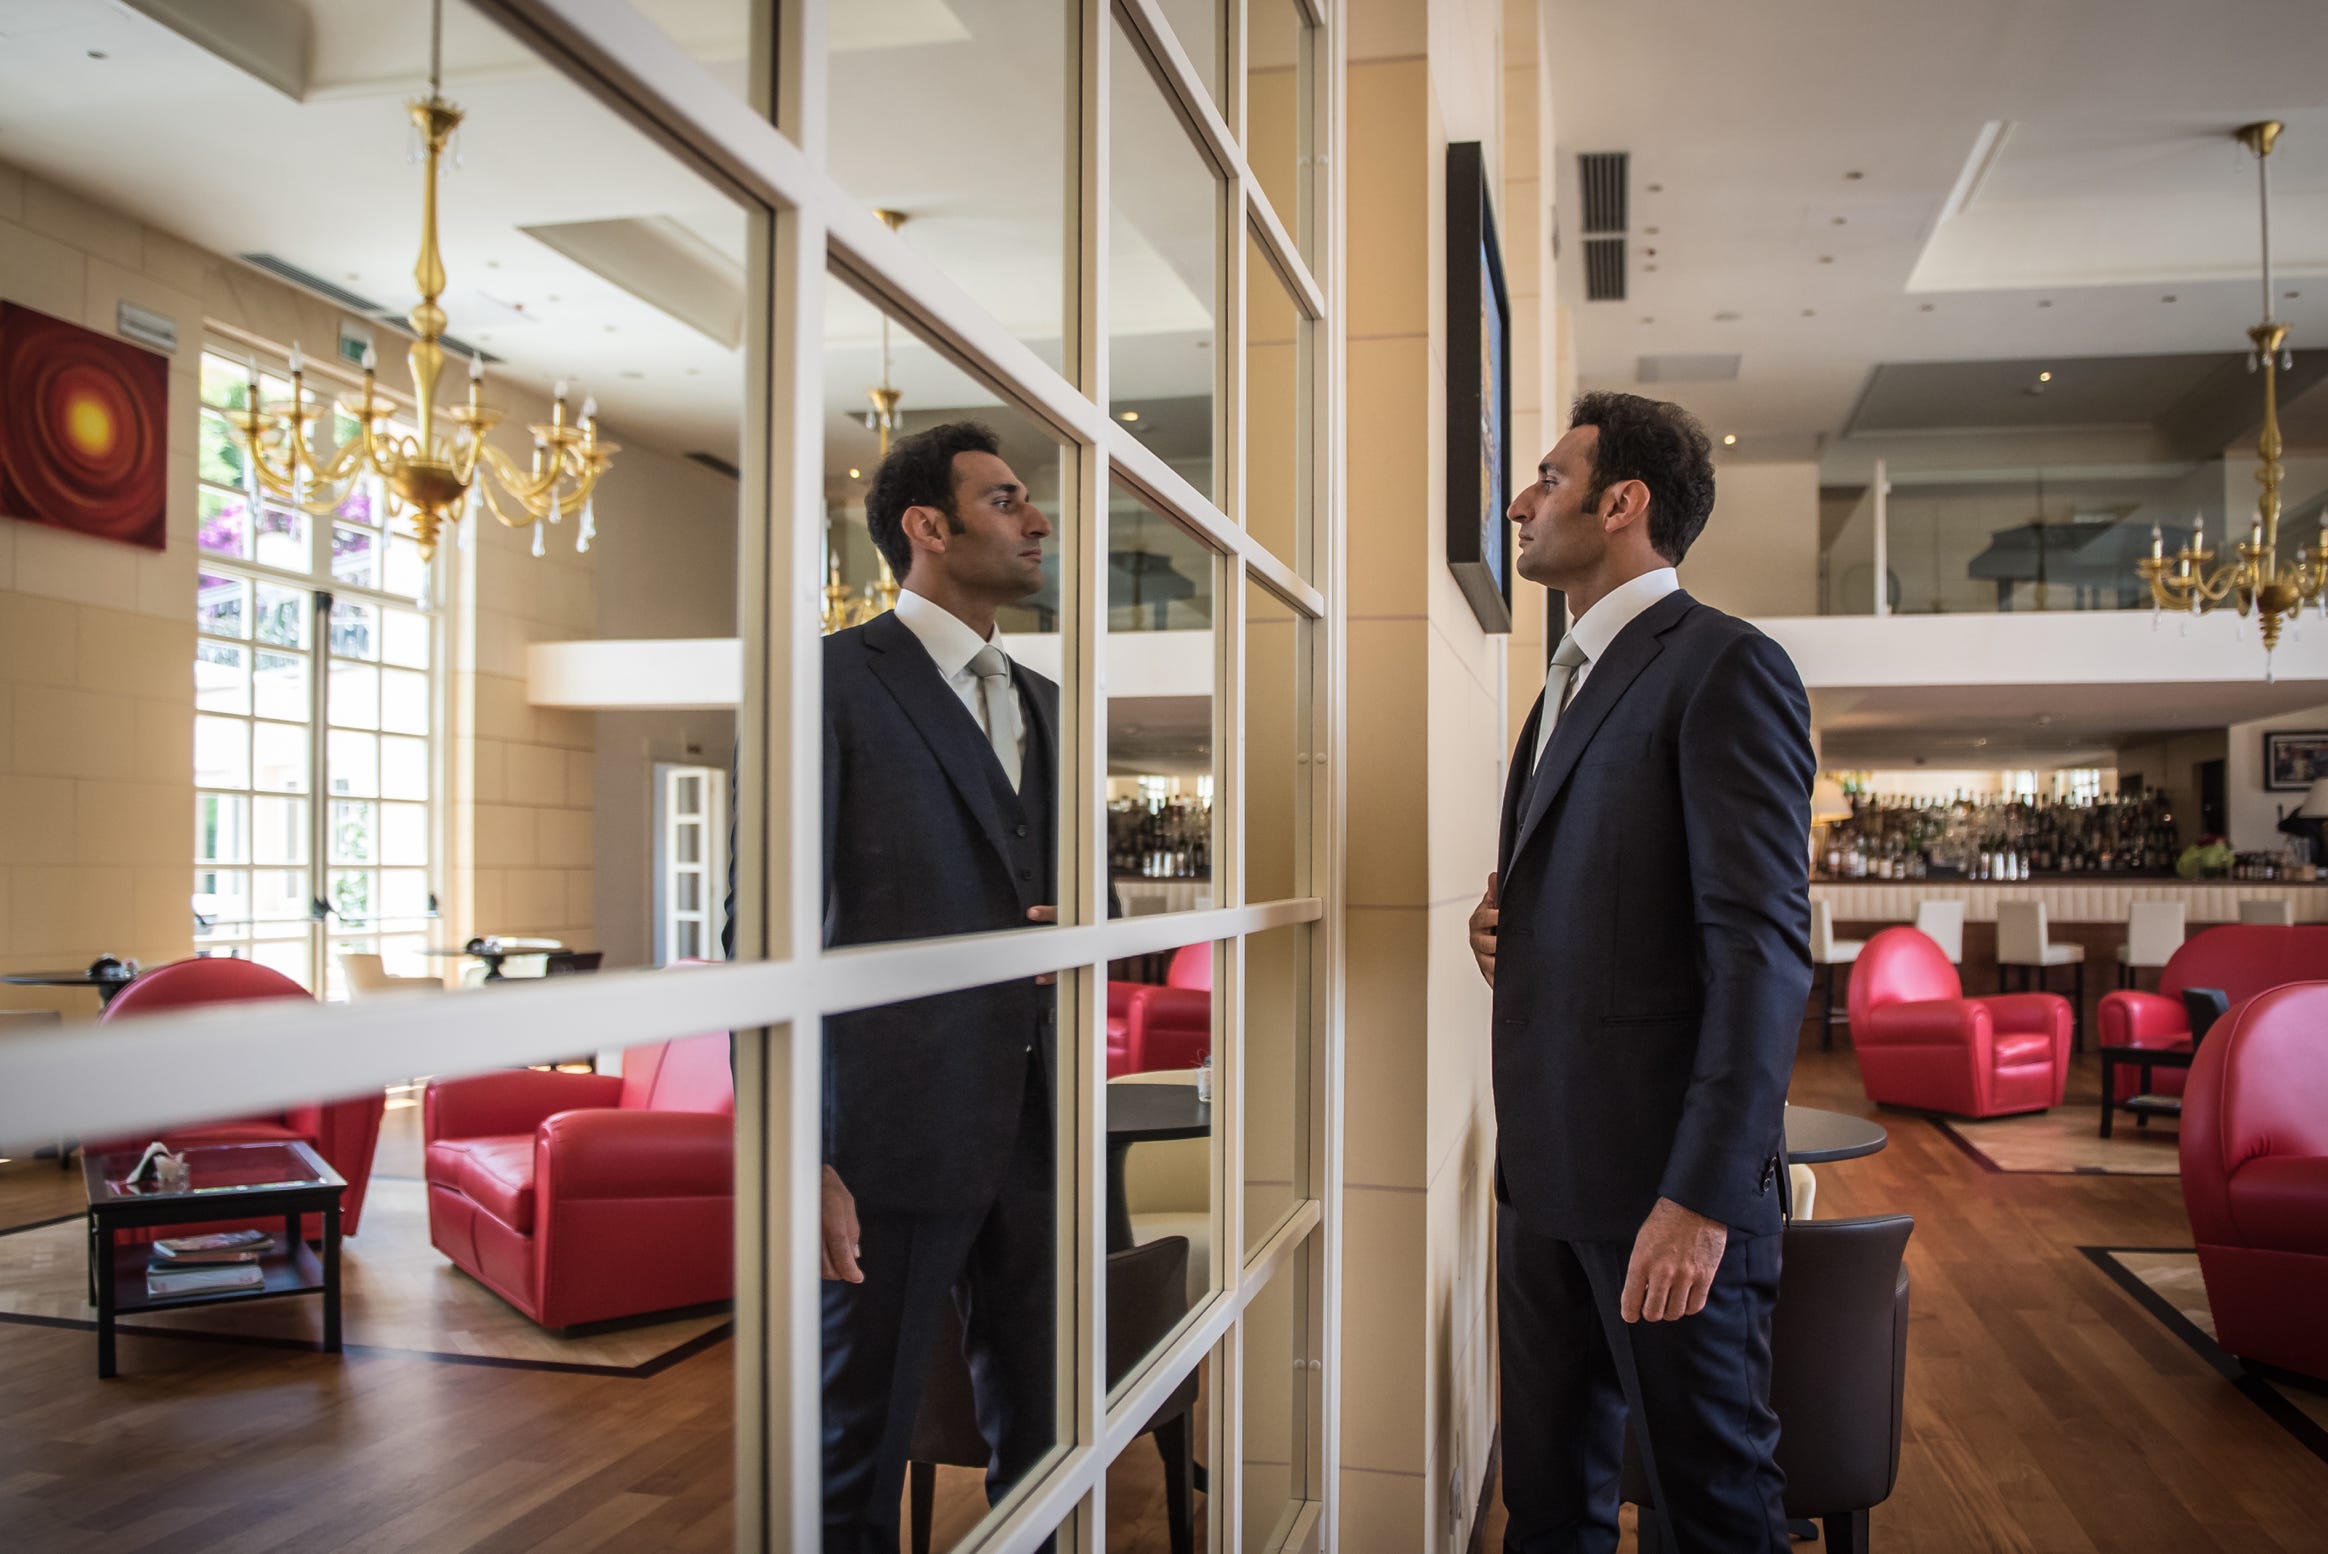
[
  {"left": 1015, "top": 823, "right": 1029, "bottom": 837},
  {"left": 1019, "top": 867, "right": 1034, "bottom": 881}
]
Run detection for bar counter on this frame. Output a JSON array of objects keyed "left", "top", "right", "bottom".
[{"left": 1811, "top": 877, "right": 2328, "bottom": 924}]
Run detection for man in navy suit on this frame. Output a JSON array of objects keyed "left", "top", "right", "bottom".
[
  {"left": 819, "top": 422, "right": 1062, "bottom": 1550},
  {"left": 1470, "top": 392, "right": 1813, "bottom": 1552}
]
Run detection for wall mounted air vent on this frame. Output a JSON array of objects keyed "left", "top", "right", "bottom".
[
  {"left": 1584, "top": 237, "right": 1626, "bottom": 301},
  {"left": 237, "top": 253, "right": 500, "bottom": 363},
  {"left": 1578, "top": 152, "right": 1629, "bottom": 235}
]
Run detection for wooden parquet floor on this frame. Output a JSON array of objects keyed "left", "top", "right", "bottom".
[
  {"left": 1479, "top": 1035, "right": 2328, "bottom": 1554},
  {"left": 5, "top": 1032, "right": 2325, "bottom": 1552}
]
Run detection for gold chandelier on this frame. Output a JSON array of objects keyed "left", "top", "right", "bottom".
[
  {"left": 821, "top": 209, "right": 907, "bottom": 634},
  {"left": 224, "top": 0, "right": 615, "bottom": 566},
  {"left": 2137, "top": 120, "right": 2315, "bottom": 666}
]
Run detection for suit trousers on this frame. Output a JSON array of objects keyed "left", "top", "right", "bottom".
[
  {"left": 820, "top": 1056, "right": 1055, "bottom": 1552},
  {"left": 1497, "top": 1203, "right": 1787, "bottom": 1554}
]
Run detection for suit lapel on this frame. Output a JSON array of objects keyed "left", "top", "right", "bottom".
[
  {"left": 1507, "top": 590, "right": 1694, "bottom": 869},
  {"left": 1499, "top": 689, "right": 1547, "bottom": 880},
  {"left": 861, "top": 612, "right": 1017, "bottom": 867}
]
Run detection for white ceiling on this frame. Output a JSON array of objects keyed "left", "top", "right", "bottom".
[
  {"left": 1813, "top": 679, "right": 2327, "bottom": 768},
  {"left": 1549, "top": 0, "right": 2328, "bottom": 461}
]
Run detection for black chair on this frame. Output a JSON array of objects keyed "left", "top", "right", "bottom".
[
  {"left": 541, "top": 950, "right": 604, "bottom": 976},
  {"left": 1628, "top": 1214, "right": 1913, "bottom": 1554},
  {"left": 908, "top": 1236, "right": 1200, "bottom": 1554}
]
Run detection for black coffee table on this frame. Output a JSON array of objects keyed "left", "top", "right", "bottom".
[
  {"left": 82, "top": 1140, "right": 346, "bottom": 1378},
  {"left": 4, "top": 968, "right": 138, "bottom": 1006},
  {"left": 1783, "top": 1104, "right": 1888, "bottom": 1164},
  {"left": 2097, "top": 1046, "right": 2195, "bottom": 1138},
  {"left": 1106, "top": 1082, "right": 1211, "bottom": 1252}
]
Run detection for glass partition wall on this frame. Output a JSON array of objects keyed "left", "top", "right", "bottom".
[{"left": 0, "top": 0, "right": 1340, "bottom": 1548}]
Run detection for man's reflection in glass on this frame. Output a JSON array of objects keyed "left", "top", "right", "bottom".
[{"left": 819, "top": 422, "right": 1060, "bottom": 1550}]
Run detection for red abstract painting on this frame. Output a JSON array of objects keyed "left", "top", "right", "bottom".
[{"left": 0, "top": 302, "right": 169, "bottom": 551}]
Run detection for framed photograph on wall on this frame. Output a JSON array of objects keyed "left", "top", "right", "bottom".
[
  {"left": 2262, "top": 729, "right": 2328, "bottom": 791},
  {"left": 1446, "top": 141, "right": 1513, "bottom": 634}
]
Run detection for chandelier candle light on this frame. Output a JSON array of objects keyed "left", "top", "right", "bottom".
[
  {"left": 2137, "top": 120, "right": 2318, "bottom": 672},
  {"left": 223, "top": 0, "right": 616, "bottom": 566}
]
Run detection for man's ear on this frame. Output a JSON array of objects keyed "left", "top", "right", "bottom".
[
  {"left": 1601, "top": 478, "right": 1650, "bottom": 538},
  {"left": 902, "top": 502, "right": 950, "bottom": 560}
]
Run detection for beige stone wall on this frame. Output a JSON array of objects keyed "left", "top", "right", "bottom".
[
  {"left": 0, "top": 156, "right": 599, "bottom": 1009},
  {"left": 1683, "top": 459, "right": 1822, "bottom": 618},
  {"left": 1339, "top": 0, "right": 1551, "bottom": 1545}
]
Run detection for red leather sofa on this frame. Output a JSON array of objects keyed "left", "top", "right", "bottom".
[
  {"left": 1847, "top": 927, "right": 2072, "bottom": 1118},
  {"left": 1107, "top": 943, "right": 1214, "bottom": 1076},
  {"left": 98, "top": 958, "right": 384, "bottom": 1243},
  {"left": 424, "top": 1032, "right": 734, "bottom": 1328},
  {"left": 2180, "top": 981, "right": 2328, "bottom": 1382},
  {"left": 2099, "top": 925, "right": 2328, "bottom": 1104}
]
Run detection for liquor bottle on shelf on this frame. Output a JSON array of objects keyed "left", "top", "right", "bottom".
[{"left": 1813, "top": 785, "right": 2179, "bottom": 882}]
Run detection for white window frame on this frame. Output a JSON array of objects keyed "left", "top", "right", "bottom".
[{"left": 656, "top": 761, "right": 729, "bottom": 964}]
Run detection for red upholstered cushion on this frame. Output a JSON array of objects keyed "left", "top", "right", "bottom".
[
  {"left": 1993, "top": 1031, "right": 2055, "bottom": 1069},
  {"left": 1166, "top": 942, "right": 1213, "bottom": 992},
  {"left": 429, "top": 1136, "right": 536, "bottom": 1234},
  {"left": 2162, "top": 925, "right": 2328, "bottom": 1007},
  {"left": 1847, "top": 927, "right": 1962, "bottom": 1031},
  {"left": 2227, "top": 1157, "right": 2328, "bottom": 1255},
  {"left": 617, "top": 1032, "right": 735, "bottom": 1115}
]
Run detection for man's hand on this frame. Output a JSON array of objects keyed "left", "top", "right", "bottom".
[
  {"left": 1468, "top": 872, "right": 1500, "bottom": 987},
  {"left": 820, "top": 1165, "right": 864, "bottom": 1283},
  {"left": 1028, "top": 905, "right": 1057, "bottom": 983},
  {"left": 1621, "top": 1197, "right": 1727, "bottom": 1322}
]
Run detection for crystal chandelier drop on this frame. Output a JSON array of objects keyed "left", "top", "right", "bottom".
[
  {"left": 2136, "top": 121, "right": 2316, "bottom": 672},
  {"left": 223, "top": 0, "right": 616, "bottom": 565}
]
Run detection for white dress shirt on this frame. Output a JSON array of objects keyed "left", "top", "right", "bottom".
[
  {"left": 893, "top": 588, "right": 1029, "bottom": 765},
  {"left": 1533, "top": 565, "right": 1680, "bottom": 768}
]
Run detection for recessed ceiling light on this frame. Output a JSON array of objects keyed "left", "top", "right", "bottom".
[
  {"left": 1641, "top": 315, "right": 1655, "bottom": 324},
  {"left": 2161, "top": 294, "right": 2177, "bottom": 303},
  {"left": 547, "top": 294, "right": 561, "bottom": 303},
  {"left": 1919, "top": 303, "right": 1935, "bottom": 312},
  {"left": 1831, "top": 216, "right": 1847, "bottom": 226},
  {"left": 486, "top": 260, "right": 501, "bottom": 269},
  {"left": 848, "top": 467, "right": 861, "bottom": 479},
  {"left": 86, "top": 49, "right": 108, "bottom": 60},
  {"left": 620, "top": 370, "right": 644, "bottom": 379},
  {"left": 2038, "top": 371, "right": 2052, "bottom": 383},
  {"left": 1713, "top": 311, "right": 1740, "bottom": 321},
  {"left": 1818, "top": 255, "right": 1835, "bottom": 264},
  {"left": 1647, "top": 183, "right": 1663, "bottom": 193},
  {"left": 603, "top": 324, "right": 617, "bottom": 333},
  {"left": 1645, "top": 226, "right": 1661, "bottom": 236},
  {"left": 686, "top": 367, "right": 699, "bottom": 375},
  {"left": 1120, "top": 410, "right": 1140, "bottom": 422},
  {"left": 1844, "top": 170, "right": 1865, "bottom": 180},
  {"left": 2289, "top": 290, "right": 2304, "bottom": 300},
  {"left": 1645, "top": 263, "right": 1659, "bottom": 272},
  {"left": 1802, "top": 308, "right": 1817, "bottom": 317},
  {"left": 2037, "top": 299, "right": 2053, "bottom": 308},
  {"left": 1722, "top": 433, "right": 1738, "bottom": 446},
  {"left": 345, "top": 272, "right": 360, "bottom": 282}
]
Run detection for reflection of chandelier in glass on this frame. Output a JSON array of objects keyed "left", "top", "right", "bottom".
[
  {"left": 822, "top": 209, "right": 908, "bottom": 633},
  {"left": 2137, "top": 120, "right": 2317, "bottom": 671},
  {"left": 222, "top": 0, "right": 616, "bottom": 566}
]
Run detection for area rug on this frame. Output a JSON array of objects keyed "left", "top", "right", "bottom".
[
  {"left": 1931, "top": 1108, "right": 2182, "bottom": 1175},
  {"left": 2084, "top": 1246, "right": 2328, "bottom": 1464},
  {"left": 0, "top": 1175, "right": 730, "bottom": 1376}
]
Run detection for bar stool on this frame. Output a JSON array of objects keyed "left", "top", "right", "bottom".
[
  {"left": 2116, "top": 900, "right": 2185, "bottom": 990},
  {"left": 1913, "top": 900, "right": 1965, "bottom": 965},
  {"left": 1998, "top": 899, "right": 2085, "bottom": 1051},
  {"left": 2238, "top": 897, "right": 2295, "bottom": 926},
  {"left": 1810, "top": 900, "right": 1863, "bottom": 1051}
]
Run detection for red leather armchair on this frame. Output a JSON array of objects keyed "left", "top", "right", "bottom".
[
  {"left": 1122, "top": 942, "right": 1214, "bottom": 1074},
  {"left": 2181, "top": 981, "right": 2328, "bottom": 1381},
  {"left": 2099, "top": 925, "right": 2328, "bottom": 1105},
  {"left": 424, "top": 1031, "right": 733, "bottom": 1329},
  {"left": 1847, "top": 927, "right": 2071, "bottom": 1118},
  {"left": 98, "top": 958, "right": 384, "bottom": 1242}
]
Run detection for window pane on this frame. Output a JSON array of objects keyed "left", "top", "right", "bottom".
[
  {"left": 255, "top": 504, "right": 307, "bottom": 572},
  {"left": 194, "top": 715, "right": 249, "bottom": 789},
  {"left": 329, "top": 730, "right": 378, "bottom": 798},
  {"left": 254, "top": 869, "right": 309, "bottom": 922},
  {"left": 379, "top": 668, "right": 428, "bottom": 735},
  {"left": 381, "top": 801, "right": 427, "bottom": 866},
  {"left": 197, "top": 571, "right": 248, "bottom": 639},
  {"left": 328, "top": 662, "right": 380, "bottom": 730},
  {"left": 380, "top": 869, "right": 427, "bottom": 920},
  {"left": 194, "top": 868, "right": 249, "bottom": 929},
  {"left": 330, "top": 598, "right": 378, "bottom": 661},
  {"left": 383, "top": 535, "right": 428, "bottom": 602},
  {"left": 382, "top": 609, "right": 430, "bottom": 670},
  {"left": 1154, "top": 0, "right": 1222, "bottom": 106},
  {"left": 196, "top": 408, "right": 245, "bottom": 489},
  {"left": 1107, "top": 491, "right": 1216, "bottom": 922},
  {"left": 249, "top": 936, "right": 310, "bottom": 988},
  {"left": 1246, "top": 0, "right": 1312, "bottom": 258},
  {"left": 195, "top": 641, "right": 249, "bottom": 714},
  {"left": 381, "top": 735, "right": 428, "bottom": 801},
  {"left": 676, "top": 871, "right": 701, "bottom": 913},
  {"left": 332, "top": 525, "right": 380, "bottom": 589},
  {"left": 329, "top": 870, "right": 373, "bottom": 925},
  {"left": 200, "top": 353, "right": 249, "bottom": 410},
  {"left": 254, "top": 721, "right": 310, "bottom": 793},
  {"left": 1241, "top": 1247, "right": 1313, "bottom": 1549},
  {"left": 1111, "top": 16, "right": 1221, "bottom": 503},
  {"left": 331, "top": 800, "right": 374, "bottom": 865},
  {"left": 1244, "top": 577, "right": 1310, "bottom": 904},
  {"left": 255, "top": 583, "right": 307, "bottom": 649},
  {"left": 677, "top": 822, "right": 702, "bottom": 864},
  {"left": 1246, "top": 233, "right": 1311, "bottom": 577},
  {"left": 197, "top": 489, "right": 250, "bottom": 560},
  {"left": 829, "top": 7, "right": 1070, "bottom": 377},
  {"left": 254, "top": 796, "right": 307, "bottom": 865},
  {"left": 196, "top": 793, "right": 249, "bottom": 865},
  {"left": 1243, "top": 924, "right": 1311, "bottom": 1255},
  {"left": 253, "top": 651, "right": 308, "bottom": 721}
]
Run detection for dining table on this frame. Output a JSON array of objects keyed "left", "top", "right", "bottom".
[{"left": 3, "top": 968, "right": 140, "bottom": 1007}]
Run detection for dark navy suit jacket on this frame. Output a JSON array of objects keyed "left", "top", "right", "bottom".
[
  {"left": 822, "top": 610, "right": 1059, "bottom": 1216},
  {"left": 1492, "top": 588, "right": 1813, "bottom": 1242}
]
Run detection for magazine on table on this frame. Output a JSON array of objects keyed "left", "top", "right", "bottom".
[
  {"left": 146, "top": 1264, "right": 265, "bottom": 1297},
  {"left": 153, "top": 1229, "right": 270, "bottom": 1254}
]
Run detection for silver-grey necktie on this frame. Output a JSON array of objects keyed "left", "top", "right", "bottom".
[
  {"left": 968, "top": 644, "right": 1022, "bottom": 792},
  {"left": 1532, "top": 634, "right": 1592, "bottom": 770}
]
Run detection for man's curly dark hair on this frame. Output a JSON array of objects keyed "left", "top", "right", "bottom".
[
  {"left": 865, "top": 420, "right": 999, "bottom": 581},
  {"left": 1568, "top": 391, "right": 1717, "bottom": 565}
]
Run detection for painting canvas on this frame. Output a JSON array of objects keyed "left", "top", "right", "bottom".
[
  {"left": 2263, "top": 730, "right": 2328, "bottom": 792},
  {"left": 0, "top": 302, "right": 170, "bottom": 551}
]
